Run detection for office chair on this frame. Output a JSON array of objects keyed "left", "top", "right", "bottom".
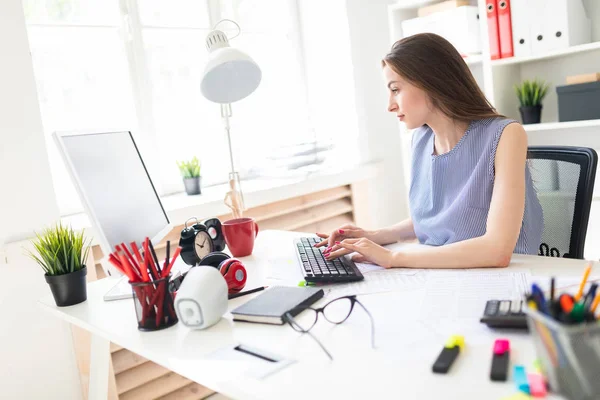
[{"left": 528, "top": 146, "right": 597, "bottom": 259}]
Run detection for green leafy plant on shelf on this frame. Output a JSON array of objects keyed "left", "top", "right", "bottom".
[
  {"left": 177, "top": 156, "right": 201, "bottom": 178},
  {"left": 27, "top": 223, "right": 90, "bottom": 276},
  {"left": 514, "top": 79, "right": 549, "bottom": 107}
]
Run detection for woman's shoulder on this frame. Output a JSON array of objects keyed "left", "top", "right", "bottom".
[
  {"left": 411, "top": 124, "right": 433, "bottom": 148},
  {"left": 470, "top": 117, "right": 522, "bottom": 145}
]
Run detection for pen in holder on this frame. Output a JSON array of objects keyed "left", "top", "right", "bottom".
[
  {"left": 524, "top": 272, "right": 600, "bottom": 400},
  {"left": 107, "top": 237, "right": 182, "bottom": 332},
  {"left": 131, "top": 275, "right": 177, "bottom": 331},
  {"left": 523, "top": 305, "right": 600, "bottom": 400}
]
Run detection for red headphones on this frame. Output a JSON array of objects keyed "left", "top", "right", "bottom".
[
  {"left": 197, "top": 252, "right": 247, "bottom": 293},
  {"left": 218, "top": 258, "right": 247, "bottom": 293}
]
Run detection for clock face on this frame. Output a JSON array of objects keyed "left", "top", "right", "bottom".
[{"left": 194, "top": 231, "right": 213, "bottom": 260}]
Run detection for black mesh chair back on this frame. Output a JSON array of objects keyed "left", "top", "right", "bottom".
[{"left": 527, "top": 146, "right": 597, "bottom": 259}]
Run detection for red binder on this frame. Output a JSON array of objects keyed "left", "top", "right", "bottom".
[
  {"left": 497, "top": 0, "right": 514, "bottom": 58},
  {"left": 486, "top": 0, "right": 500, "bottom": 60}
]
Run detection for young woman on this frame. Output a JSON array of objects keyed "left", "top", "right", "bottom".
[{"left": 317, "top": 33, "right": 543, "bottom": 269}]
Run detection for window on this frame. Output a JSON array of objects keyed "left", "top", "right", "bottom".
[
  {"left": 23, "top": 0, "right": 359, "bottom": 215},
  {"left": 24, "top": 0, "right": 137, "bottom": 215}
]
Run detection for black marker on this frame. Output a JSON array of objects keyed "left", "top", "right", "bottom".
[
  {"left": 490, "top": 339, "right": 510, "bottom": 381},
  {"left": 432, "top": 335, "right": 464, "bottom": 374}
]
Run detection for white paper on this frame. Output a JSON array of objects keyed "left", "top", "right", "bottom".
[
  {"left": 356, "top": 262, "right": 385, "bottom": 274},
  {"left": 266, "top": 257, "right": 303, "bottom": 284},
  {"left": 418, "top": 269, "right": 531, "bottom": 319},
  {"left": 201, "top": 344, "right": 295, "bottom": 380},
  {"left": 323, "top": 269, "right": 427, "bottom": 298}
]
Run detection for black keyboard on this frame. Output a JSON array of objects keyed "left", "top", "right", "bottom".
[{"left": 294, "top": 237, "right": 364, "bottom": 283}]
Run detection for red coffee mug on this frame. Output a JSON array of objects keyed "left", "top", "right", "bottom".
[{"left": 222, "top": 217, "right": 259, "bottom": 257}]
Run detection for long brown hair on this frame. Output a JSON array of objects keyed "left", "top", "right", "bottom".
[{"left": 383, "top": 33, "right": 501, "bottom": 122}]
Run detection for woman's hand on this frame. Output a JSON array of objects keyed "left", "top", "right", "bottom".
[
  {"left": 314, "top": 224, "right": 372, "bottom": 250},
  {"left": 325, "top": 238, "right": 395, "bottom": 269}
]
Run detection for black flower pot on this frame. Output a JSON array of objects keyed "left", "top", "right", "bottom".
[
  {"left": 183, "top": 177, "right": 201, "bottom": 195},
  {"left": 45, "top": 266, "right": 87, "bottom": 307},
  {"left": 519, "top": 105, "right": 542, "bottom": 124}
]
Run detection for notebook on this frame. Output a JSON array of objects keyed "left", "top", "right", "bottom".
[{"left": 231, "top": 286, "right": 324, "bottom": 325}]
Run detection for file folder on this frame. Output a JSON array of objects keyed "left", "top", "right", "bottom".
[
  {"left": 486, "top": 0, "right": 500, "bottom": 60},
  {"left": 531, "top": 0, "right": 591, "bottom": 55},
  {"left": 510, "top": 0, "right": 531, "bottom": 57},
  {"left": 543, "top": 0, "right": 591, "bottom": 52},
  {"left": 496, "top": 0, "right": 513, "bottom": 58}
]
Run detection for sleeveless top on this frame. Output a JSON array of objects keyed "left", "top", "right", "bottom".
[{"left": 409, "top": 117, "right": 543, "bottom": 255}]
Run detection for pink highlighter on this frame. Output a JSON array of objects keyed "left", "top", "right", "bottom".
[{"left": 528, "top": 373, "right": 547, "bottom": 397}]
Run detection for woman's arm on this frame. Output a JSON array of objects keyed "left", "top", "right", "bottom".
[
  {"left": 391, "top": 123, "right": 528, "bottom": 268},
  {"left": 328, "top": 123, "right": 528, "bottom": 269},
  {"left": 371, "top": 217, "right": 416, "bottom": 245},
  {"left": 315, "top": 218, "right": 416, "bottom": 249}
]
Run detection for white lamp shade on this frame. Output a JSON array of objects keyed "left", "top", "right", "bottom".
[{"left": 201, "top": 46, "right": 262, "bottom": 104}]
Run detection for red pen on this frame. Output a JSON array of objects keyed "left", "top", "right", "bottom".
[
  {"left": 118, "top": 253, "right": 137, "bottom": 282},
  {"left": 108, "top": 256, "right": 131, "bottom": 280},
  {"left": 143, "top": 238, "right": 160, "bottom": 281},
  {"left": 162, "top": 247, "right": 181, "bottom": 278},
  {"left": 121, "top": 242, "right": 141, "bottom": 276},
  {"left": 130, "top": 241, "right": 144, "bottom": 265}
]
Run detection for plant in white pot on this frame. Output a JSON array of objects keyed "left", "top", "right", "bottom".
[
  {"left": 177, "top": 156, "right": 202, "bottom": 195},
  {"left": 27, "top": 223, "right": 90, "bottom": 307},
  {"left": 514, "top": 79, "right": 549, "bottom": 125}
]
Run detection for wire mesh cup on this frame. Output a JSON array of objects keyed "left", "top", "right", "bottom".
[
  {"left": 523, "top": 305, "right": 600, "bottom": 400},
  {"left": 130, "top": 275, "right": 178, "bottom": 331}
]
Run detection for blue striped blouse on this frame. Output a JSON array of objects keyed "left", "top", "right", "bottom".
[{"left": 409, "top": 117, "right": 543, "bottom": 255}]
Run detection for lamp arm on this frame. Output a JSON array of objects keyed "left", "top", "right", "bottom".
[{"left": 220, "top": 103, "right": 236, "bottom": 174}]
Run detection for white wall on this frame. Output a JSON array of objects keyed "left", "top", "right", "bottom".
[
  {"left": 0, "top": 0, "right": 82, "bottom": 398},
  {"left": 344, "top": 0, "right": 410, "bottom": 229},
  {"left": 0, "top": 0, "right": 60, "bottom": 243}
]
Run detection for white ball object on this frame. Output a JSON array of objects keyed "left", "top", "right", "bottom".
[{"left": 174, "top": 266, "right": 228, "bottom": 329}]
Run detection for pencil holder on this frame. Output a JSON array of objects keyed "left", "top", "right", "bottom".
[
  {"left": 131, "top": 275, "right": 178, "bottom": 331},
  {"left": 523, "top": 306, "right": 600, "bottom": 400}
]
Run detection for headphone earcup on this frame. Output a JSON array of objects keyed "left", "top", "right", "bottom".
[
  {"left": 198, "top": 252, "right": 230, "bottom": 268},
  {"left": 218, "top": 258, "right": 247, "bottom": 293}
]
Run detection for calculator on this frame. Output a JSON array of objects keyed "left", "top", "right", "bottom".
[{"left": 479, "top": 299, "right": 529, "bottom": 330}]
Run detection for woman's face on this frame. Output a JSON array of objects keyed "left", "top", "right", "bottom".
[{"left": 383, "top": 63, "right": 430, "bottom": 129}]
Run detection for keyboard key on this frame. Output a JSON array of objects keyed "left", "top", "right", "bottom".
[
  {"left": 498, "top": 301, "right": 511, "bottom": 315},
  {"left": 295, "top": 238, "right": 363, "bottom": 283}
]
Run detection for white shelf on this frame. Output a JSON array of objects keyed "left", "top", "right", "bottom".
[
  {"left": 388, "top": 0, "right": 439, "bottom": 12},
  {"left": 464, "top": 54, "right": 483, "bottom": 66},
  {"left": 491, "top": 41, "right": 600, "bottom": 67},
  {"left": 523, "top": 119, "right": 600, "bottom": 132}
]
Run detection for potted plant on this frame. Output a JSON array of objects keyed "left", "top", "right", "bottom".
[
  {"left": 177, "top": 156, "right": 202, "bottom": 195},
  {"left": 27, "top": 223, "right": 90, "bottom": 307},
  {"left": 514, "top": 79, "right": 549, "bottom": 124}
]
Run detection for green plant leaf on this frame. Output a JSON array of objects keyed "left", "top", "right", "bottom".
[
  {"left": 177, "top": 156, "right": 201, "bottom": 178},
  {"left": 515, "top": 79, "right": 549, "bottom": 107},
  {"left": 25, "top": 222, "right": 89, "bottom": 276}
]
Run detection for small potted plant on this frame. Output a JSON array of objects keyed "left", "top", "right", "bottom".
[
  {"left": 514, "top": 79, "right": 549, "bottom": 124},
  {"left": 177, "top": 156, "right": 202, "bottom": 195},
  {"left": 27, "top": 223, "right": 90, "bottom": 307}
]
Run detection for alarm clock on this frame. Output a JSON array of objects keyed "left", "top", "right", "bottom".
[{"left": 178, "top": 217, "right": 226, "bottom": 266}]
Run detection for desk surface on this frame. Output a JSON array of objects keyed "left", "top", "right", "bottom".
[{"left": 40, "top": 230, "right": 592, "bottom": 400}]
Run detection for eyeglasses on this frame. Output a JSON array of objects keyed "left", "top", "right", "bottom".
[{"left": 283, "top": 295, "right": 375, "bottom": 361}]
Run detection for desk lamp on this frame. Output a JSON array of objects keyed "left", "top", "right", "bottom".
[{"left": 200, "top": 19, "right": 262, "bottom": 218}]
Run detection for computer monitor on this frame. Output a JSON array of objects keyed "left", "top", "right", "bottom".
[{"left": 53, "top": 131, "right": 173, "bottom": 275}]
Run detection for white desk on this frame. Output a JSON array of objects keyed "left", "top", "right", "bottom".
[{"left": 39, "top": 230, "right": 589, "bottom": 400}]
